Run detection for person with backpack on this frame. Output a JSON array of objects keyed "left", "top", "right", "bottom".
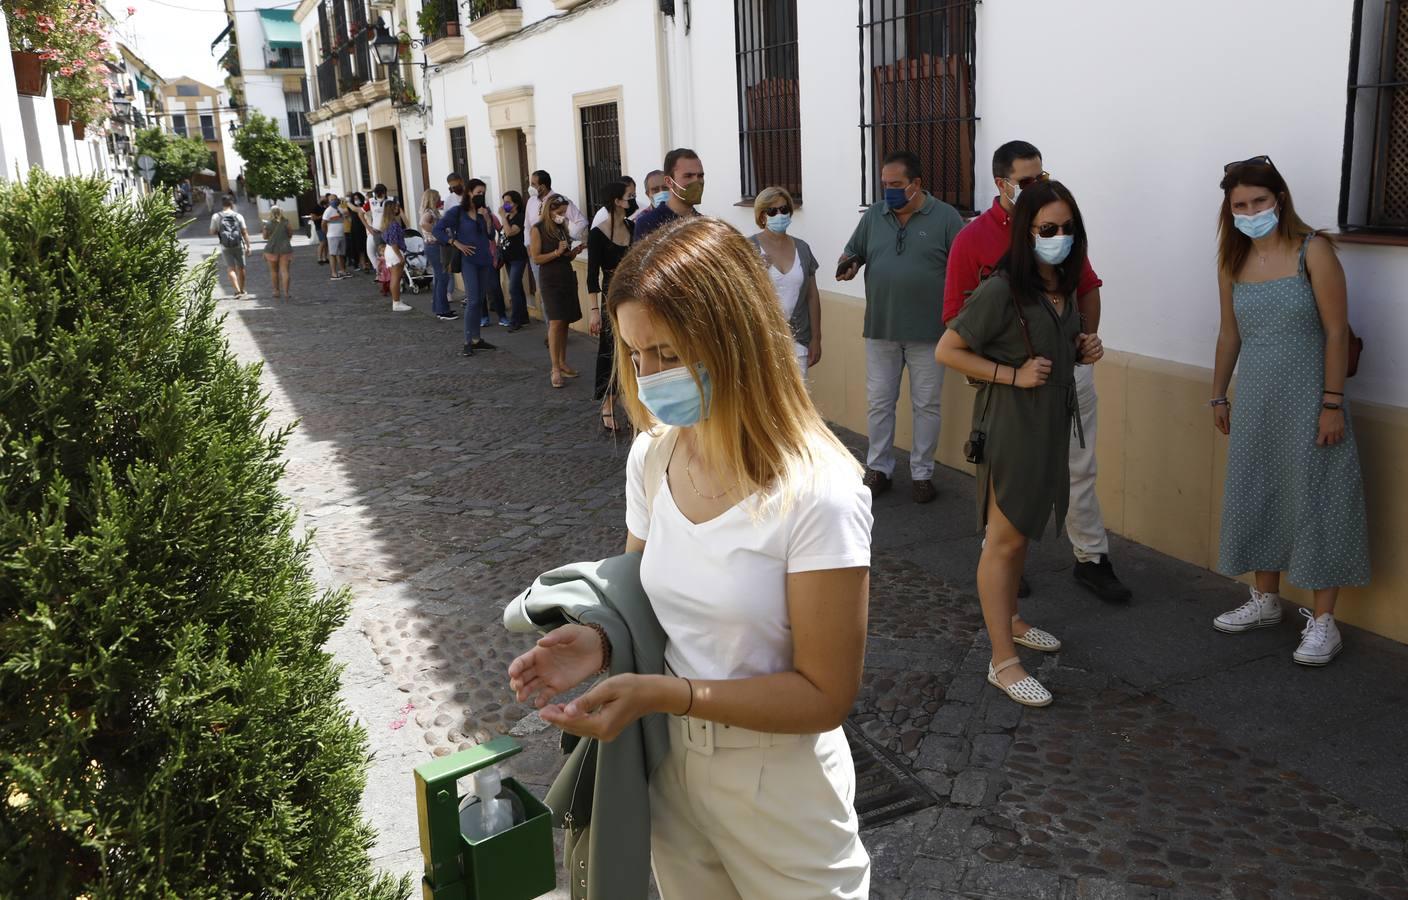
[{"left": 209, "top": 195, "right": 251, "bottom": 298}]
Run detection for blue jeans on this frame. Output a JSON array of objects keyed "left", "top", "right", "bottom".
[
  {"left": 461, "top": 264, "right": 489, "bottom": 344},
  {"left": 429, "top": 246, "right": 451, "bottom": 316},
  {"left": 506, "top": 259, "right": 528, "bottom": 325}
]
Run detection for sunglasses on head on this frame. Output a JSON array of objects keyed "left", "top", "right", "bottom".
[
  {"left": 764, "top": 205, "right": 791, "bottom": 217},
  {"left": 1009, "top": 171, "right": 1051, "bottom": 189},
  {"left": 1033, "top": 221, "right": 1076, "bottom": 239},
  {"left": 1224, "top": 154, "right": 1274, "bottom": 172}
]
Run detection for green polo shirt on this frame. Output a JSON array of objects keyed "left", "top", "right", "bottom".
[{"left": 843, "top": 193, "right": 965, "bottom": 342}]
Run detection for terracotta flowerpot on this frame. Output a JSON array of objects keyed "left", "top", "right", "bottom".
[
  {"left": 12, "top": 50, "right": 46, "bottom": 97},
  {"left": 54, "top": 97, "right": 72, "bottom": 124},
  {"left": 72, "top": 121, "right": 86, "bottom": 140},
  {"left": 444, "top": 20, "right": 460, "bottom": 37}
]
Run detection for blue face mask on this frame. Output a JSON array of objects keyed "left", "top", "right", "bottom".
[
  {"left": 1033, "top": 234, "right": 1073, "bottom": 265},
  {"left": 652, "top": 190, "right": 670, "bottom": 208},
  {"left": 637, "top": 364, "right": 712, "bottom": 426},
  {"left": 1233, "top": 205, "right": 1278, "bottom": 240},
  {"left": 765, "top": 212, "right": 791, "bottom": 234},
  {"left": 883, "top": 185, "right": 911, "bottom": 210}
]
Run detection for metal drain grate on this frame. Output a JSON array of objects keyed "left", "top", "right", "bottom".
[{"left": 844, "top": 720, "right": 940, "bottom": 830}]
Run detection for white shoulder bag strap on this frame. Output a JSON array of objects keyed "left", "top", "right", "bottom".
[{"left": 640, "top": 427, "right": 680, "bottom": 526}]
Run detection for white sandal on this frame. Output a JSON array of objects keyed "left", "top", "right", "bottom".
[
  {"left": 1011, "top": 616, "right": 1062, "bottom": 652},
  {"left": 988, "top": 657, "right": 1053, "bottom": 707}
]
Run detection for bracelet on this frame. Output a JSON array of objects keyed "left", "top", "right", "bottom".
[
  {"left": 992, "top": 362, "right": 999, "bottom": 384},
  {"left": 1322, "top": 401, "right": 1343, "bottom": 411},
  {"left": 1010, "top": 366, "right": 1017, "bottom": 386},
  {"left": 1323, "top": 390, "right": 1344, "bottom": 396},
  {"left": 680, "top": 677, "right": 694, "bottom": 717},
  {"left": 1208, "top": 397, "right": 1230, "bottom": 407},
  {"left": 584, "top": 622, "right": 611, "bottom": 674}
]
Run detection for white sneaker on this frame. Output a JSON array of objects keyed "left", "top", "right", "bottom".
[
  {"left": 1293, "top": 609, "right": 1342, "bottom": 666},
  {"left": 391, "top": 302, "right": 412, "bottom": 312},
  {"left": 1213, "top": 588, "right": 1283, "bottom": 633}
]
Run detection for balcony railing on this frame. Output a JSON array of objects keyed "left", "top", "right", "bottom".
[
  {"left": 468, "top": 0, "right": 518, "bottom": 21},
  {"left": 288, "top": 110, "right": 312, "bottom": 139},
  {"left": 317, "top": 57, "right": 338, "bottom": 106}
]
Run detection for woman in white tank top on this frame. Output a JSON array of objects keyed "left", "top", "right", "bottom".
[{"left": 509, "top": 216, "right": 872, "bottom": 898}]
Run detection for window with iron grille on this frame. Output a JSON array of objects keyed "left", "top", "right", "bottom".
[
  {"left": 200, "top": 114, "right": 216, "bottom": 141},
  {"left": 449, "top": 126, "right": 469, "bottom": 181},
  {"left": 1341, "top": 0, "right": 1408, "bottom": 233},
  {"left": 858, "top": 0, "right": 977, "bottom": 212},
  {"left": 580, "top": 101, "right": 622, "bottom": 216},
  {"left": 735, "top": 0, "right": 801, "bottom": 200},
  {"left": 327, "top": 138, "right": 335, "bottom": 176},
  {"left": 357, "top": 131, "right": 371, "bottom": 188},
  {"left": 172, "top": 113, "right": 187, "bottom": 137}
]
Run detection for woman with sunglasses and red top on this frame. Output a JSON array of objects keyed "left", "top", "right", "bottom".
[
  {"left": 1208, "top": 156, "right": 1369, "bottom": 665},
  {"left": 936, "top": 180, "right": 1104, "bottom": 708},
  {"left": 748, "top": 186, "right": 822, "bottom": 378}
]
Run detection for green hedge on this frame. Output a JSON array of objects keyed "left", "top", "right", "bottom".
[{"left": 0, "top": 175, "right": 409, "bottom": 899}]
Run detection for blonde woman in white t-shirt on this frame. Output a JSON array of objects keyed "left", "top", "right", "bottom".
[{"left": 508, "top": 216, "right": 872, "bottom": 898}]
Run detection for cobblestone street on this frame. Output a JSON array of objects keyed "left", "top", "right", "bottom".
[{"left": 192, "top": 210, "right": 1407, "bottom": 900}]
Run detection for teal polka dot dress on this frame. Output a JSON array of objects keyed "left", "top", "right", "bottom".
[{"left": 1218, "top": 235, "right": 1370, "bottom": 589}]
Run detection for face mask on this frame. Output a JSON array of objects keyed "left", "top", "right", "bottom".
[
  {"left": 765, "top": 212, "right": 791, "bottom": 234},
  {"left": 625, "top": 197, "right": 638, "bottom": 216},
  {"left": 637, "top": 364, "right": 712, "bottom": 426},
  {"left": 330, "top": 199, "right": 340, "bottom": 207},
  {"left": 502, "top": 202, "right": 513, "bottom": 213},
  {"left": 651, "top": 190, "right": 670, "bottom": 208},
  {"left": 1004, "top": 179, "right": 1021, "bottom": 208},
  {"left": 552, "top": 214, "right": 566, "bottom": 225},
  {"left": 884, "top": 185, "right": 911, "bottom": 210},
  {"left": 1033, "top": 234, "right": 1074, "bottom": 265},
  {"left": 1233, "top": 205, "right": 1278, "bottom": 240},
  {"left": 670, "top": 179, "right": 704, "bottom": 206},
  {"left": 471, "top": 195, "right": 486, "bottom": 209}
]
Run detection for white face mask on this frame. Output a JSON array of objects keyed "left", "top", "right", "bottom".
[{"left": 552, "top": 214, "right": 566, "bottom": 225}]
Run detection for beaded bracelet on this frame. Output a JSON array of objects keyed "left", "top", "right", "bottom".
[{"left": 584, "top": 622, "right": 611, "bottom": 675}]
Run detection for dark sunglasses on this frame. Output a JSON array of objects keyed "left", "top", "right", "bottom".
[
  {"left": 895, "top": 226, "right": 907, "bottom": 255},
  {"left": 1009, "top": 171, "right": 1051, "bottom": 189},
  {"left": 763, "top": 205, "right": 792, "bottom": 217},
  {"left": 1224, "top": 154, "right": 1274, "bottom": 172},
  {"left": 1033, "top": 221, "right": 1076, "bottom": 239}
]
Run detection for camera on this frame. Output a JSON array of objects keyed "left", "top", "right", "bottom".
[{"left": 964, "top": 430, "right": 986, "bottom": 465}]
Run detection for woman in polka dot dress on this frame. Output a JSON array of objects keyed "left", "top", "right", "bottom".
[{"left": 1209, "top": 156, "right": 1369, "bottom": 666}]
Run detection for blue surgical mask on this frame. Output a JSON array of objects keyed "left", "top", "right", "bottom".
[
  {"left": 765, "top": 212, "right": 791, "bottom": 234},
  {"left": 1033, "top": 234, "right": 1073, "bottom": 265},
  {"left": 1233, "top": 205, "right": 1278, "bottom": 240},
  {"left": 330, "top": 199, "right": 340, "bottom": 208},
  {"left": 884, "top": 186, "right": 911, "bottom": 210},
  {"left": 637, "top": 364, "right": 712, "bottom": 426},
  {"left": 652, "top": 190, "right": 670, "bottom": 208}
]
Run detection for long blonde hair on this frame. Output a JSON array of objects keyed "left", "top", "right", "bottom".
[
  {"left": 267, "top": 206, "right": 285, "bottom": 225},
  {"left": 420, "top": 188, "right": 441, "bottom": 213},
  {"left": 606, "top": 216, "right": 860, "bottom": 503}
]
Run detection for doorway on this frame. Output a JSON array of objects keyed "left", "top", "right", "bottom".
[{"left": 497, "top": 127, "right": 529, "bottom": 198}]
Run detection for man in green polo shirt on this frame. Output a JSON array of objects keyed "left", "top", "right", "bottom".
[{"left": 838, "top": 150, "right": 965, "bottom": 503}]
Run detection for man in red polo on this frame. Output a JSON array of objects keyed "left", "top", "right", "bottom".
[{"left": 943, "top": 140, "right": 1132, "bottom": 604}]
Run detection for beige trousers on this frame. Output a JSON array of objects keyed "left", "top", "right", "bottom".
[{"left": 649, "top": 716, "right": 870, "bottom": 899}]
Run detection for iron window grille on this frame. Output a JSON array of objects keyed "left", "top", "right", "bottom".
[
  {"left": 580, "top": 101, "right": 622, "bottom": 216},
  {"left": 1341, "top": 0, "right": 1408, "bottom": 232},
  {"left": 200, "top": 115, "right": 216, "bottom": 141},
  {"left": 857, "top": 0, "right": 977, "bottom": 213},
  {"left": 735, "top": 0, "right": 802, "bottom": 201},
  {"left": 449, "top": 126, "right": 469, "bottom": 182},
  {"left": 286, "top": 88, "right": 311, "bottom": 139},
  {"left": 357, "top": 132, "right": 372, "bottom": 188},
  {"left": 172, "top": 114, "right": 187, "bottom": 137}
]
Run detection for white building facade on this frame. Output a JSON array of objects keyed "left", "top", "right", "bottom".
[{"left": 298, "top": 0, "right": 1408, "bottom": 644}]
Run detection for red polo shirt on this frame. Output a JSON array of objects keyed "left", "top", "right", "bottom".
[{"left": 942, "top": 197, "right": 1103, "bottom": 324}]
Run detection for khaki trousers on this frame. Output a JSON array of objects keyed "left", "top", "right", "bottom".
[{"left": 649, "top": 716, "right": 870, "bottom": 899}]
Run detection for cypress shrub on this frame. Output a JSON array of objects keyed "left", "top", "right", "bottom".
[{"left": 0, "top": 174, "right": 409, "bottom": 899}]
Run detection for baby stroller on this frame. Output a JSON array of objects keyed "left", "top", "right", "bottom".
[{"left": 401, "top": 229, "right": 434, "bottom": 294}]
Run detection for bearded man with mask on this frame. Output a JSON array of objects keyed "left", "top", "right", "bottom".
[
  {"left": 838, "top": 150, "right": 964, "bottom": 504},
  {"left": 633, "top": 148, "right": 704, "bottom": 241}
]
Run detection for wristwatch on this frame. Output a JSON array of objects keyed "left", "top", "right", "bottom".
[{"left": 1321, "top": 401, "right": 1343, "bottom": 411}]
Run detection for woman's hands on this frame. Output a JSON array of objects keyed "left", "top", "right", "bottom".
[
  {"left": 589, "top": 306, "right": 602, "bottom": 336},
  {"left": 1077, "top": 333, "right": 1104, "bottom": 365},
  {"left": 1212, "top": 404, "right": 1230, "bottom": 435},
  {"left": 507, "top": 624, "right": 604, "bottom": 708},
  {"left": 1014, "top": 356, "right": 1053, "bottom": 388},
  {"left": 539, "top": 673, "right": 687, "bottom": 743},
  {"left": 1317, "top": 407, "right": 1346, "bottom": 446}
]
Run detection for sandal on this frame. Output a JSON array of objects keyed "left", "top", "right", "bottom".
[
  {"left": 988, "top": 658, "right": 1052, "bottom": 708},
  {"left": 551, "top": 371, "right": 565, "bottom": 389},
  {"left": 601, "top": 410, "right": 624, "bottom": 433},
  {"left": 560, "top": 367, "right": 580, "bottom": 378},
  {"left": 1012, "top": 617, "right": 1062, "bottom": 652}
]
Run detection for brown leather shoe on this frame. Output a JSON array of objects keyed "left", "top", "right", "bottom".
[
  {"left": 912, "top": 479, "right": 938, "bottom": 504},
  {"left": 862, "top": 469, "right": 892, "bottom": 496}
]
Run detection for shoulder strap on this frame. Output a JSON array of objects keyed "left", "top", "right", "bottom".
[
  {"left": 1297, "top": 232, "right": 1315, "bottom": 277},
  {"left": 1009, "top": 292, "right": 1036, "bottom": 359},
  {"left": 642, "top": 427, "right": 680, "bottom": 517}
]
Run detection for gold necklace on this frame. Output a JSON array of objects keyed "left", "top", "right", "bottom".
[{"left": 684, "top": 454, "right": 737, "bottom": 500}]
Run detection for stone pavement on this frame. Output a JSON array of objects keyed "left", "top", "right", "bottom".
[{"left": 184, "top": 204, "right": 1407, "bottom": 899}]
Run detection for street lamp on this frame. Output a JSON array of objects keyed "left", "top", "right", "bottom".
[{"left": 372, "top": 19, "right": 403, "bottom": 67}]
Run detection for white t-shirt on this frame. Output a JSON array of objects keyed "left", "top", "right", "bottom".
[
  {"left": 321, "top": 204, "right": 345, "bottom": 238},
  {"left": 210, "top": 210, "right": 247, "bottom": 235},
  {"left": 367, "top": 196, "right": 386, "bottom": 231},
  {"left": 625, "top": 430, "right": 873, "bottom": 681}
]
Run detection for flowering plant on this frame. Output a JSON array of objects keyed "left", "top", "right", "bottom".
[{"left": 5, "top": 0, "right": 117, "bottom": 123}]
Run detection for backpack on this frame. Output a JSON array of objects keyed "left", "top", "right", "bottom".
[{"left": 217, "top": 213, "right": 242, "bottom": 248}]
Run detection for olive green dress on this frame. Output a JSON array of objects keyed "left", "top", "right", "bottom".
[{"left": 950, "top": 273, "right": 1081, "bottom": 541}]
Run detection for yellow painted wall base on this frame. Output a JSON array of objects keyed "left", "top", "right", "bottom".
[{"left": 550, "top": 270, "right": 1408, "bottom": 645}]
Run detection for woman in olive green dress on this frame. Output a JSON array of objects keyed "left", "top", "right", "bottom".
[{"left": 936, "top": 181, "right": 1104, "bottom": 708}]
